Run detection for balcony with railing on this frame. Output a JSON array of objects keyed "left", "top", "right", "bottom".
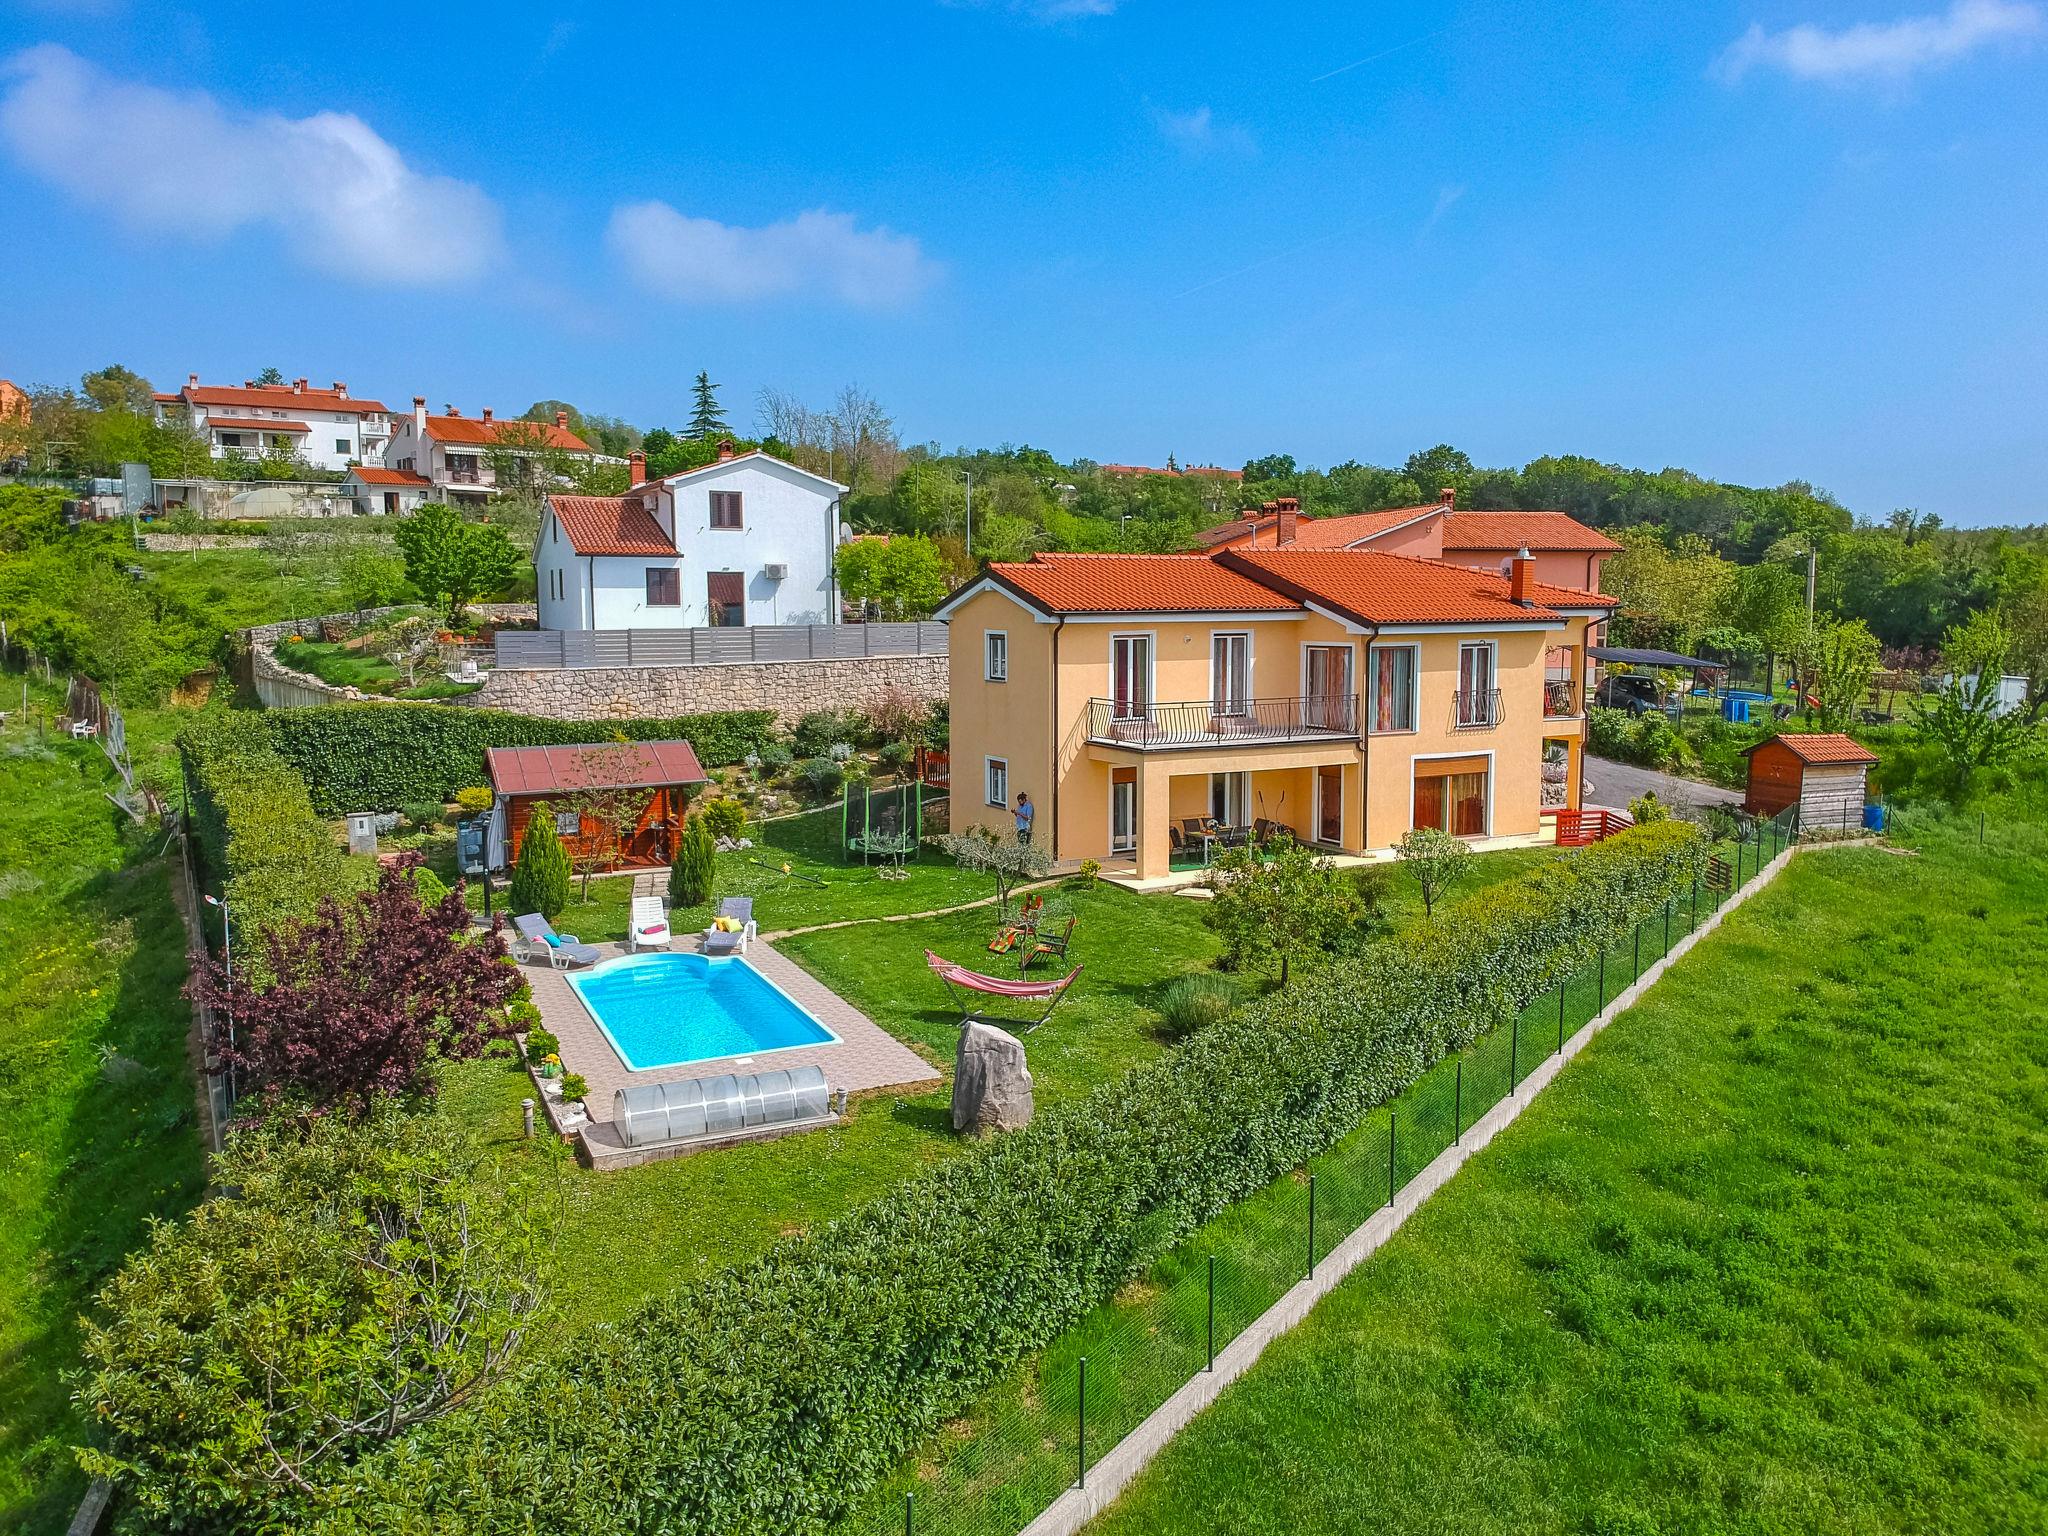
[
  {"left": 1086, "top": 695, "right": 1359, "bottom": 750},
  {"left": 1451, "top": 688, "right": 1504, "bottom": 730},
  {"left": 1543, "top": 677, "right": 1581, "bottom": 718}
]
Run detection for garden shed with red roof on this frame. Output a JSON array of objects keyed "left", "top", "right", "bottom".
[
  {"left": 1741, "top": 732, "right": 1878, "bottom": 827},
  {"left": 487, "top": 740, "right": 707, "bottom": 872}
]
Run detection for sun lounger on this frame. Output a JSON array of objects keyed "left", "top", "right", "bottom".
[
  {"left": 628, "top": 894, "right": 672, "bottom": 952},
  {"left": 512, "top": 912, "right": 601, "bottom": 969},
  {"left": 703, "top": 896, "right": 757, "bottom": 956}
]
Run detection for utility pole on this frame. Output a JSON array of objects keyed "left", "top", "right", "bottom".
[
  {"left": 1805, "top": 548, "right": 1817, "bottom": 622},
  {"left": 964, "top": 470, "right": 973, "bottom": 564}
]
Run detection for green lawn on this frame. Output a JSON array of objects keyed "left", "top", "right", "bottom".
[
  {"left": 273, "top": 635, "right": 480, "bottom": 701},
  {"left": 0, "top": 703, "right": 207, "bottom": 1533},
  {"left": 444, "top": 878, "right": 1224, "bottom": 1328},
  {"left": 1083, "top": 814, "right": 2048, "bottom": 1535}
]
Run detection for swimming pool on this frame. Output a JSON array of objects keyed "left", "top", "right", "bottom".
[{"left": 566, "top": 952, "right": 838, "bottom": 1072}]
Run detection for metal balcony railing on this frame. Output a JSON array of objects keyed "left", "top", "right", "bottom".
[
  {"left": 1087, "top": 695, "right": 1359, "bottom": 748},
  {"left": 1451, "top": 688, "right": 1505, "bottom": 730},
  {"left": 1542, "top": 678, "right": 1580, "bottom": 718}
]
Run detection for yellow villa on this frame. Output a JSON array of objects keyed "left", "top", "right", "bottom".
[{"left": 936, "top": 541, "right": 1617, "bottom": 880}]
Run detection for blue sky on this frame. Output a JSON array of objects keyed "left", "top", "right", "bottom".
[{"left": 3, "top": 1, "right": 2045, "bottom": 524}]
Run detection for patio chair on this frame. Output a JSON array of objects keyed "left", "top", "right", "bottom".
[
  {"left": 627, "top": 894, "right": 672, "bottom": 952},
  {"left": 1023, "top": 916, "right": 1076, "bottom": 971},
  {"left": 703, "top": 896, "right": 756, "bottom": 956},
  {"left": 512, "top": 913, "right": 601, "bottom": 970}
]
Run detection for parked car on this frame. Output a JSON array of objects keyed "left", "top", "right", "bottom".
[{"left": 1594, "top": 674, "right": 1663, "bottom": 715}]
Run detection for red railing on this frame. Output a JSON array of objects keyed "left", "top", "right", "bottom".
[{"left": 1555, "top": 806, "right": 1633, "bottom": 847}]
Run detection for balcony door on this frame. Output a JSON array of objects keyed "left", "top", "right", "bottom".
[
  {"left": 1304, "top": 645, "right": 1353, "bottom": 731},
  {"left": 1457, "top": 642, "right": 1496, "bottom": 727},
  {"left": 1110, "top": 768, "right": 1137, "bottom": 853},
  {"left": 1111, "top": 633, "right": 1152, "bottom": 722},
  {"left": 1211, "top": 632, "right": 1250, "bottom": 717}
]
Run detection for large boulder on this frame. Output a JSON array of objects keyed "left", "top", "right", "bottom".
[{"left": 951, "top": 1020, "right": 1034, "bottom": 1134}]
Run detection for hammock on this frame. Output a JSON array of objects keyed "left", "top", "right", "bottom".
[{"left": 923, "top": 949, "right": 1084, "bottom": 1033}]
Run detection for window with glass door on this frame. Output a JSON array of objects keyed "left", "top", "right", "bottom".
[
  {"left": 1110, "top": 768, "right": 1137, "bottom": 853},
  {"left": 1413, "top": 762, "right": 1489, "bottom": 837},
  {"left": 1111, "top": 634, "right": 1152, "bottom": 722},
  {"left": 1209, "top": 771, "right": 1248, "bottom": 827},
  {"left": 1456, "top": 642, "right": 1497, "bottom": 727},
  {"left": 1304, "top": 645, "right": 1354, "bottom": 731},
  {"left": 1368, "top": 644, "right": 1417, "bottom": 733},
  {"left": 1544, "top": 645, "right": 1577, "bottom": 717},
  {"left": 1211, "top": 632, "right": 1250, "bottom": 716}
]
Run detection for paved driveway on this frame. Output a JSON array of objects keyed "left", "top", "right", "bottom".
[{"left": 1583, "top": 754, "right": 1742, "bottom": 812}]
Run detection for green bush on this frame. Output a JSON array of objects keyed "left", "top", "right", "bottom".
[
  {"left": 264, "top": 704, "right": 778, "bottom": 814},
  {"left": 558, "top": 1073, "right": 588, "bottom": 1103},
  {"left": 791, "top": 708, "right": 869, "bottom": 758},
  {"left": 1588, "top": 707, "right": 1681, "bottom": 770},
  {"left": 1153, "top": 973, "right": 1241, "bottom": 1038},
  {"left": 401, "top": 799, "right": 445, "bottom": 831},
  {"left": 876, "top": 739, "right": 913, "bottom": 774},
  {"left": 522, "top": 1026, "right": 559, "bottom": 1063},
  {"left": 758, "top": 744, "right": 794, "bottom": 772},
  {"left": 454, "top": 786, "right": 495, "bottom": 815},
  {"left": 669, "top": 816, "right": 714, "bottom": 909},
  {"left": 699, "top": 798, "right": 747, "bottom": 841},
  {"left": 321, "top": 823, "right": 1707, "bottom": 1536},
  {"left": 178, "top": 713, "right": 355, "bottom": 954},
  {"left": 507, "top": 804, "right": 571, "bottom": 919},
  {"left": 796, "top": 756, "right": 844, "bottom": 800}
]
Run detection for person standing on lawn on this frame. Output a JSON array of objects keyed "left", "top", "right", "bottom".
[{"left": 1014, "top": 791, "right": 1035, "bottom": 845}]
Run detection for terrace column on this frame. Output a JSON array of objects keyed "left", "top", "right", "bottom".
[{"left": 1136, "top": 759, "right": 1173, "bottom": 881}]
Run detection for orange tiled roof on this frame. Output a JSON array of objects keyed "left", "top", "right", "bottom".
[
  {"left": 987, "top": 554, "right": 1303, "bottom": 614},
  {"left": 426, "top": 414, "right": 593, "bottom": 453},
  {"left": 185, "top": 383, "right": 393, "bottom": 415},
  {"left": 1200, "top": 504, "right": 1443, "bottom": 550},
  {"left": 208, "top": 418, "right": 310, "bottom": 433},
  {"left": 1441, "top": 510, "right": 1620, "bottom": 553},
  {"left": 349, "top": 465, "right": 431, "bottom": 486},
  {"left": 549, "top": 494, "right": 672, "bottom": 556},
  {"left": 1746, "top": 732, "right": 1878, "bottom": 766},
  {"left": 1218, "top": 548, "right": 1615, "bottom": 625}
]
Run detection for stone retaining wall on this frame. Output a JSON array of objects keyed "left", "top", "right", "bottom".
[{"left": 467, "top": 653, "right": 947, "bottom": 726}]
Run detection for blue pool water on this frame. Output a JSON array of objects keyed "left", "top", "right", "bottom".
[{"left": 567, "top": 952, "right": 838, "bottom": 1071}]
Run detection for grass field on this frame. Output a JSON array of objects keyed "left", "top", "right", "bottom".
[
  {"left": 0, "top": 704, "right": 206, "bottom": 1534},
  {"left": 272, "top": 635, "right": 480, "bottom": 701},
  {"left": 1083, "top": 811, "right": 2048, "bottom": 1535}
]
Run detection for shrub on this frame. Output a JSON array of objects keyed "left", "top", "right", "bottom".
[
  {"left": 1204, "top": 837, "right": 1362, "bottom": 984},
  {"left": 559, "top": 1073, "right": 589, "bottom": 1103},
  {"left": 670, "top": 815, "right": 715, "bottom": 909},
  {"left": 402, "top": 798, "right": 445, "bottom": 831},
  {"left": 797, "top": 756, "right": 845, "bottom": 800},
  {"left": 508, "top": 803, "right": 571, "bottom": 919},
  {"left": 323, "top": 822, "right": 1708, "bottom": 1536},
  {"left": 1153, "top": 972, "right": 1240, "bottom": 1037},
  {"left": 792, "top": 708, "right": 868, "bottom": 758},
  {"left": 1628, "top": 791, "right": 1672, "bottom": 824},
  {"left": 700, "top": 797, "right": 747, "bottom": 841},
  {"left": 1393, "top": 826, "right": 1474, "bottom": 919},
  {"left": 758, "top": 744, "right": 794, "bottom": 772},
  {"left": 1587, "top": 707, "right": 1680, "bottom": 769},
  {"left": 407, "top": 865, "right": 452, "bottom": 908},
  {"left": 877, "top": 739, "right": 913, "bottom": 774},
  {"left": 263, "top": 704, "right": 778, "bottom": 814},
  {"left": 454, "top": 785, "right": 495, "bottom": 815},
  {"left": 523, "top": 1026, "right": 560, "bottom": 1063}
]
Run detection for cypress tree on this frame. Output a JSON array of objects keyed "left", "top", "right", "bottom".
[
  {"left": 686, "top": 372, "right": 728, "bottom": 440},
  {"left": 670, "top": 814, "right": 715, "bottom": 910},
  {"left": 509, "top": 800, "right": 572, "bottom": 919}
]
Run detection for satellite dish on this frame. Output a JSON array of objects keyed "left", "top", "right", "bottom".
[
  {"left": 1499, "top": 557, "right": 1515, "bottom": 578},
  {"left": 839, "top": 521, "right": 853, "bottom": 543}
]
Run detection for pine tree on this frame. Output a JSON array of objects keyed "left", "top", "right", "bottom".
[
  {"left": 509, "top": 802, "right": 572, "bottom": 919},
  {"left": 669, "top": 814, "right": 715, "bottom": 910},
  {"left": 686, "top": 372, "right": 728, "bottom": 441}
]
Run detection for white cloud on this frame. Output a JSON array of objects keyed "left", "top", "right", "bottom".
[
  {"left": 1152, "top": 104, "right": 1256, "bottom": 156},
  {"left": 606, "top": 202, "right": 940, "bottom": 307},
  {"left": 1714, "top": 0, "right": 2041, "bottom": 83},
  {"left": 1420, "top": 183, "right": 1466, "bottom": 237},
  {"left": 944, "top": 0, "right": 1118, "bottom": 19},
  {"left": 0, "top": 44, "right": 501, "bottom": 284}
]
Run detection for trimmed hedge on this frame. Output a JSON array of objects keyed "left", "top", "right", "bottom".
[
  {"left": 263, "top": 704, "right": 779, "bottom": 814},
  {"left": 179, "top": 714, "right": 355, "bottom": 952},
  {"left": 316, "top": 822, "right": 1707, "bottom": 1536}
]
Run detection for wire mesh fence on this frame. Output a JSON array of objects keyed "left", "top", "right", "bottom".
[{"left": 835, "top": 806, "right": 1802, "bottom": 1536}]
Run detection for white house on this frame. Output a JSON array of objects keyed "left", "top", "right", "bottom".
[
  {"left": 151, "top": 375, "right": 396, "bottom": 473},
  {"left": 343, "top": 464, "right": 434, "bottom": 516},
  {"left": 535, "top": 442, "right": 848, "bottom": 630},
  {"left": 381, "top": 398, "right": 610, "bottom": 508}
]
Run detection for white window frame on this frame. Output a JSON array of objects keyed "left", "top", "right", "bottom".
[
  {"left": 1408, "top": 749, "right": 1495, "bottom": 838},
  {"left": 1300, "top": 642, "right": 1355, "bottom": 732},
  {"left": 1109, "top": 631, "right": 1155, "bottom": 722},
  {"left": 1367, "top": 642, "right": 1419, "bottom": 735},
  {"left": 1109, "top": 769, "right": 1137, "bottom": 853},
  {"left": 985, "top": 629, "right": 1009, "bottom": 682},
  {"left": 985, "top": 755, "right": 1009, "bottom": 809},
  {"left": 553, "top": 809, "right": 581, "bottom": 836},
  {"left": 1209, "top": 771, "right": 1249, "bottom": 827},
  {"left": 1457, "top": 641, "right": 1498, "bottom": 728},
  {"left": 1210, "top": 630, "right": 1252, "bottom": 715}
]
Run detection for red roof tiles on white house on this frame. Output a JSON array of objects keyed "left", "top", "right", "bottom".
[
  {"left": 549, "top": 495, "right": 673, "bottom": 556},
  {"left": 1217, "top": 547, "right": 1614, "bottom": 626},
  {"left": 178, "top": 380, "right": 393, "bottom": 415},
  {"left": 349, "top": 465, "right": 431, "bottom": 486},
  {"left": 426, "top": 413, "right": 593, "bottom": 453}
]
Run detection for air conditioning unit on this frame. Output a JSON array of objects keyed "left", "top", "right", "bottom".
[{"left": 763, "top": 562, "right": 789, "bottom": 580}]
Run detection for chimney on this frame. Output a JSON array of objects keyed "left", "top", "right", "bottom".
[
  {"left": 1276, "top": 496, "right": 1300, "bottom": 547},
  {"left": 481, "top": 407, "right": 494, "bottom": 425},
  {"left": 186, "top": 372, "right": 198, "bottom": 389},
  {"left": 716, "top": 437, "right": 737, "bottom": 461},
  {"left": 446, "top": 405, "right": 460, "bottom": 417},
  {"left": 1509, "top": 545, "right": 1534, "bottom": 605},
  {"left": 412, "top": 395, "right": 427, "bottom": 435},
  {"left": 332, "top": 381, "right": 347, "bottom": 398},
  {"left": 293, "top": 378, "right": 307, "bottom": 394},
  {"left": 1439, "top": 487, "right": 1456, "bottom": 509},
  {"left": 629, "top": 449, "right": 646, "bottom": 484},
  {"left": 554, "top": 409, "right": 570, "bottom": 430}
]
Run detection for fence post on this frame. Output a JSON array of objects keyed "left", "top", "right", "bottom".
[
  {"left": 1510, "top": 1013, "right": 1520, "bottom": 1093},
  {"left": 1387, "top": 1113, "right": 1398, "bottom": 1207},
  {"left": 1663, "top": 898, "right": 1671, "bottom": 959},
  {"left": 1691, "top": 875, "right": 1699, "bottom": 932},
  {"left": 1454, "top": 1056, "right": 1463, "bottom": 1143},
  {"left": 1206, "top": 1256, "right": 1215, "bottom": 1371},
  {"left": 1633, "top": 920, "right": 1641, "bottom": 983},
  {"left": 1306, "top": 1173, "right": 1317, "bottom": 1278},
  {"left": 1077, "top": 1357, "right": 1088, "bottom": 1489},
  {"left": 1558, "top": 979, "right": 1567, "bottom": 1053},
  {"left": 1598, "top": 948, "right": 1605, "bottom": 1010},
  {"left": 904, "top": 1492, "right": 914, "bottom": 1536}
]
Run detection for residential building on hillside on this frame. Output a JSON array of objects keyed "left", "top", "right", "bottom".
[
  {"left": 1198, "top": 490, "right": 1621, "bottom": 595},
  {"left": 343, "top": 464, "right": 434, "bottom": 516},
  {"left": 534, "top": 441, "right": 848, "bottom": 631},
  {"left": 1100, "top": 462, "right": 1244, "bottom": 481},
  {"left": 381, "top": 398, "right": 607, "bottom": 508},
  {"left": 150, "top": 375, "right": 395, "bottom": 472},
  {"left": 937, "top": 544, "right": 1615, "bottom": 879}
]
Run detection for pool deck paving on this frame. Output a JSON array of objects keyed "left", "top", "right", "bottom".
[{"left": 522, "top": 933, "right": 942, "bottom": 1167}]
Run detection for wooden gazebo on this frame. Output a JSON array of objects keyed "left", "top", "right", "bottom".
[{"left": 487, "top": 740, "right": 707, "bottom": 872}]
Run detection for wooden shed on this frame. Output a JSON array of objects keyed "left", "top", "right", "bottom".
[
  {"left": 1741, "top": 733, "right": 1878, "bottom": 828},
  {"left": 488, "top": 740, "right": 707, "bottom": 872}
]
